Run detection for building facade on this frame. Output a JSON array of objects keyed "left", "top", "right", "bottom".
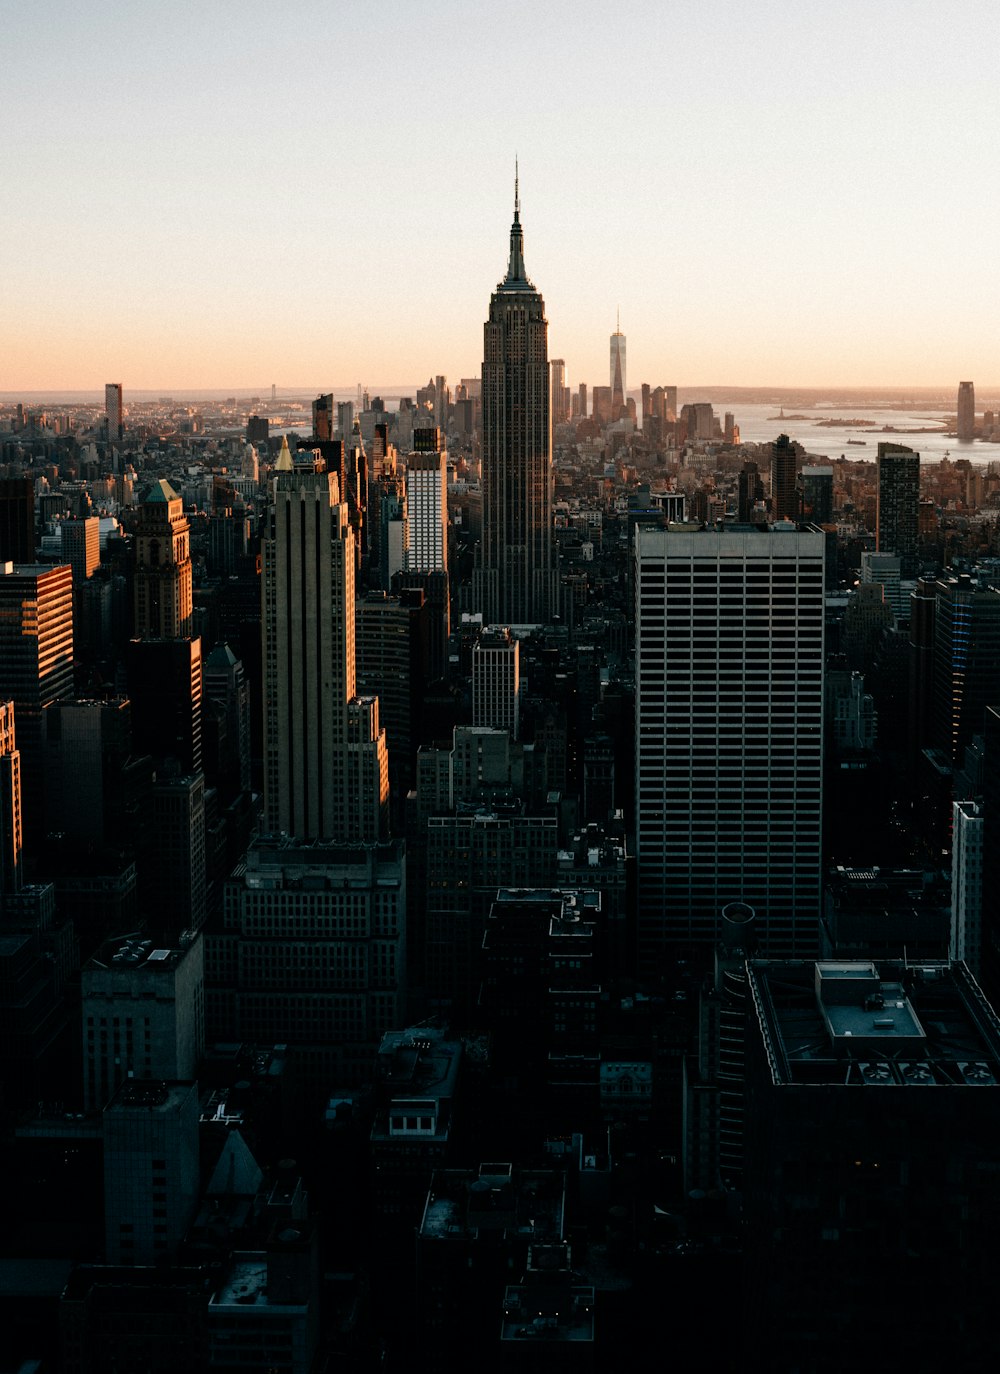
[
  {"left": 472, "top": 626, "right": 520, "bottom": 738},
  {"left": 406, "top": 429, "right": 448, "bottom": 574},
  {"left": 207, "top": 837, "right": 406, "bottom": 1089},
  {"left": 875, "top": 442, "right": 920, "bottom": 577},
  {"left": 262, "top": 440, "right": 388, "bottom": 843},
  {"left": 634, "top": 525, "right": 825, "bottom": 968}
]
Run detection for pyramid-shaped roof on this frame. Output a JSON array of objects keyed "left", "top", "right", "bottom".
[
  {"left": 143, "top": 478, "right": 180, "bottom": 503},
  {"left": 206, "top": 1129, "right": 264, "bottom": 1197}
]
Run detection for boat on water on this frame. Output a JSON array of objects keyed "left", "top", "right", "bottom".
[{"left": 847, "top": 439, "right": 867, "bottom": 446}]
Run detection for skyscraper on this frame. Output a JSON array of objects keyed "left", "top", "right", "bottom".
[
  {"left": 635, "top": 526, "right": 825, "bottom": 968},
  {"left": 61, "top": 516, "right": 100, "bottom": 583},
  {"left": 0, "top": 564, "right": 74, "bottom": 847},
  {"left": 610, "top": 318, "right": 626, "bottom": 417},
  {"left": 875, "top": 441, "right": 920, "bottom": 577},
  {"left": 262, "top": 439, "right": 388, "bottom": 842},
  {"left": 550, "top": 358, "right": 567, "bottom": 424},
  {"left": 472, "top": 626, "right": 520, "bottom": 739},
  {"left": 406, "top": 428, "right": 448, "bottom": 575},
  {"left": 133, "top": 480, "right": 193, "bottom": 638},
  {"left": 800, "top": 465, "right": 834, "bottom": 524},
  {"left": 477, "top": 173, "right": 555, "bottom": 625},
  {"left": 312, "top": 392, "right": 334, "bottom": 442},
  {"left": 105, "top": 383, "right": 123, "bottom": 442},
  {"left": 0, "top": 701, "right": 22, "bottom": 901},
  {"left": 770, "top": 433, "right": 798, "bottom": 519},
  {"left": 0, "top": 478, "right": 35, "bottom": 564},
  {"left": 930, "top": 573, "right": 1000, "bottom": 762},
  {"left": 957, "top": 380, "right": 976, "bottom": 442}
]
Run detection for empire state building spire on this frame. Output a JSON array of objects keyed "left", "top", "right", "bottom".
[
  {"left": 502, "top": 161, "right": 532, "bottom": 290},
  {"left": 476, "top": 171, "right": 556, "bottom": 626}
]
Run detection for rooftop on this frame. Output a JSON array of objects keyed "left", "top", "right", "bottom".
[
  {"left": 500, "top": 1283, "right": 595, "bottom": 1345},
  {"left": 85, "top": 933, "right": 191, "bottom": 975},
  {"left": 750, "top": 960, "right": 1000, "bottom": 1087},
  {"left": 420, "top": 1164, "right": 564, "bottom": 1242}
]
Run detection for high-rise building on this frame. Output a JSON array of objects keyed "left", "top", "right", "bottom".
[
  {"left": 207, "top": 837, "right": 406, "bottom": 1089},
  {"left": 800, "top": 465, "right": 834, "bottom": 524},
  {"left": 61, "top": 516, "right": 100, "bottom": 583},
  {"left": 0, "top": 564, "right": 74, "bottom": 847},
  {"left": 0, "top": 701, "right": 22, "bottom": 901},
  {"left": 82, "top": 933, "right": 204, "bottom": 1110},
  {"left": 957, "top": 380, "right": 976, "bottom": 442},
  {"left": 930, "top": 572, "right": 1000, "bottom": 761},
  {"left": 737, "top": 462, "right": 764, "bottom": 523},
  {"left": 743, "top": 958, "right": 1000, "bottom": 1368},
  {"left": 550, "top": 358, "right": 566, "bottom": 424},
  {"left": 770, "top": 433, "right": 798, "bottom": 519},
  {"left": 203, "top": 641, "right": 251, "bottom": 797},
  {"left": 246, "top": 414, "right": 269, "bottom": 447},
  {"left": 0, "top": 478, "right": 35, "bottom": 564},
  {"left": 126, "top": 637, "right": 203, "bottom": 776},
  {"left": 610, "top": 320, "right": 626, "bottom": 417},
  {"left": 105, "top": 383, "right": 123, "bottom": 442},
  {"left": 149, "top": 770, "right": 207, "bottom": 936},
  {"left": 952, "top": 799, "right": 984, "bottom": 975},
  {"left": 262, "top": 439, "right": 388, "bottom": 842},
  {"left": 356, "top": 589, "right": 428, "bottom": 800},
  {"left": 472, "top": 626, "right": 520, "bottom": 738},
  {"left": 634, "top": 526, "right": 825, "bottom": 968},
  {"left": 476, "top": 175, "right": 555, "bottom": 625},
  {"left": 44, "top": 697, "right": 133, "bottom": 849},
  {"left": 312, "top": 392, "right": 334, "bottom": 442},
  {"left": 134, "top": 480, "right": 193, "bottom": 639},
  {"left": 406, "top": 429, "right": 448, "bottom": 574},
  {"left": 103, "top": 1079, "right": 200, "bottom": 1265},
  {"left": 875, "top": 442, "right": 920, "bottom": 577}
]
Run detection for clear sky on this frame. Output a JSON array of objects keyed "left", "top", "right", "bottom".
[{"left": 4, "top": 0, "right": 998, "bottom": 393}]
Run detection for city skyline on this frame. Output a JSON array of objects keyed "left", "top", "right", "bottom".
[{"left": 6, "top": 1, "right": 1000, "bottom": 392}]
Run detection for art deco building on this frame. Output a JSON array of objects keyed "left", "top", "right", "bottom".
[
  {"left": 133, "top": 479, "right": 193, "bottom": 638},
  {"left": 635, "top": 525, "right": 825, "bottom": 969},
  {"left": 262, "top": 439, "right": 387, "bottom": 843},
  {"left": 476, "top": 175, "right": 555, "bottom": 625}
]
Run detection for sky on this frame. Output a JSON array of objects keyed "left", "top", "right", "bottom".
[{"left": 4, "top": 0, "right": 999, "bottom": 393}]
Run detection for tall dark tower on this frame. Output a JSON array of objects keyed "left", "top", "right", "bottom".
[
  {"left": 876, "top": 442, "right": 920, "bottom": 577},
  {"left": 0, "top": 478, "right": 35, "bottom": 564},
  {"left": 476, "top": 169, "right": 555, "bottom": 625},
  {"left": 770, "top": 433, "right": 798, "bottom": 519}
]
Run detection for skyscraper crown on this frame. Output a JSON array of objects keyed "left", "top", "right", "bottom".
[{"left": 499, "top": 162, "right": 533, "bottom": 292}]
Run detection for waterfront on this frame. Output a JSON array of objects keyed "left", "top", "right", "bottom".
[{"left": 720, "top": 402, "right": 1000, "bottom": 464}]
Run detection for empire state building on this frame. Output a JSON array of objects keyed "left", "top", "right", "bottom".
[{"left": 476, "top": 176, "right": 555, "bottom": 625}]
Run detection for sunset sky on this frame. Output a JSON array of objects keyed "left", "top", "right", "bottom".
[{"left": 5, "top": 0, "right": 999, "bottom": 393}]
